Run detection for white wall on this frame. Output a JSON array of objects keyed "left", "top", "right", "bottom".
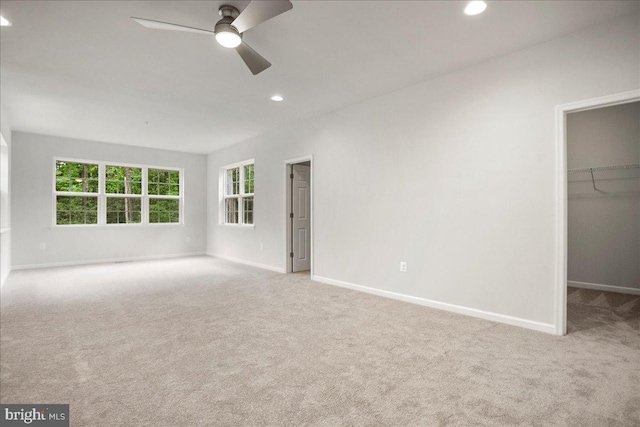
[
  {"left": 567, "top": 102, "right": 640, "bottom": 290},
  {"left": 207, "top": 14, "right": 640, "bottom": 333},
  {"left": 12, "top": 132, "right": 207, "bottom": 268},
  {"left": 0, "top": 102, "right": 12, "bottom": 286}
]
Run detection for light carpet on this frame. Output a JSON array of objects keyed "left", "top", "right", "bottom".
[{"left": 1, "top": 257, "right": 638, "bottom": 426}]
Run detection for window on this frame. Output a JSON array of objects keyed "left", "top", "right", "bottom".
[
  {"left": 54, "top": 159, "right": 182, "bottom": 226},
  {"left": 148, "top": 169, "right": 181, "bottom": 224},
  {"left": 55, "top": 160, "right": 99, "bottom": 225},
  {"left": 105, "top": 165, "right": 142, "bottom": 224},
  {"left": 222, "top": 160, "right": 254, "bottom": 226}
]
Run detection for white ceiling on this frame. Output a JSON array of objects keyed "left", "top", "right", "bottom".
[{"left": 1, "top": 1, "right": 638, "bottom": 154}]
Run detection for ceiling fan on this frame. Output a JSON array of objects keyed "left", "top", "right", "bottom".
[{"left": 131, "top": 1, "right": 293, "bottom": 75}]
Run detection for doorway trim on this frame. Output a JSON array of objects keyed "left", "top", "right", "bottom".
[
  {"left": 554, "top": 89, "right": 640, "bottom": 336},
  {"left": 284, "top": 155, "right": 314, "bottom": 275}
]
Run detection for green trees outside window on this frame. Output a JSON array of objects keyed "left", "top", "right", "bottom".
[
  {"left": 56, "top": 161, "right": 99, "bottom": 225},
  {"left": 244, "top": 164, "right": 254, "bottom": 194},
  {"left": 148, "top": 169, "right": 180, "bottom": 196},
  {"left": 223, "top": 161, "right": 254, "bottom": 226},
  {"left": 106, "top": 166, "right": 142, "bottom": 195},
  {"left": 56, "top": 196, "right": 98, "bottom": 225},
  {"left": 148, "top": 169, "right": 180, "bottom": 223},
  {"left": 149, "top": 199, "right": 180, "bottom": 223},
  {"left": 107, "top": 197, "right": 142, "bottom": 224},
  {"left": 56, "top": 161, "right": 99, "bottom": 193},
  {"left": 54, "top": 160, "right": 182, "bottom": 226},
  {"left": 106, "top": 166, "right": 143, "bottom": 224}
]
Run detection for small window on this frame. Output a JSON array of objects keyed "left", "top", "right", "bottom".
[
  {"left": 222, "top": 160, "right": 254, "bottom": 226},
  {"left": 148, "top": 168, "right": 181, "bottom": 223},
  {"left": 244, "top": 164, "right": 254, "bottom": 194},
  {"left": 107, "top": 197, "right": 142, "bottom": 224},
  {"left": 55, "top": 161, "right": 99, "bottom": 225},
  {"left": 56, "top": 196, "right": 98, "bottom": 225},
  {"left": 106, "top": 165, "right": 142, "bottom": 195},
  {"left": 56, "top": 160, "right": 99, "bottom": 193},
  {"left": 149, "top": 199, "right": 180, "bottom": 223},
  {"left": 243, "top": 196, "right": 253, "bottom": 225},
  {"left": 105, "top": 166, "right": 143, "bottom": 224},
  {"left": 226, "top": 167, "right": 240, "bottom": 196},
  {"left": 225, "top": 198, "right": 239, "bottom": 224}
]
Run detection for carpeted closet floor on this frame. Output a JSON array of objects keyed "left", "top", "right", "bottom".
[{"left": 1, "top": 257, "right": 638, "bottom": 426}]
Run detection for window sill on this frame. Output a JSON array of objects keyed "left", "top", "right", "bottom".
[
  {"left": 50, "top": 223, "right": 184, "bottom": 230},
  {"left": 220, "top": 223, "right": 255, "bottom": 229}
]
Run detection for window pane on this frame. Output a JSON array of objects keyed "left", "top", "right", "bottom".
[
  {"left": 55, "top": 161, "right": 99, "bottom": 193},
  {"left": 244, "top": 164, "right": 254, "bottom": 194},
  {"left": 243, "top": 196, "right": 253, "bottom": 225},
  {"left": 148, "top": 169, "right": 180, "bottom": 196},
  {"left": 149, "top": 198, "right": 180, "bottom": 223},
  {"left": 148, "top": 169, "right": 158, "bottom": 184},
  {"left": 225, "top": 198, "right": 238, "bottom": 224},
  {"left": 148, "top": 183, "right": 159, "bottom": 196},
  {"left": 226, "top": 168, "right": 240, "bottom": 195},
  {"left": 106, "top": 166, "right": 142, "bottom": 195},
  {"left": 158, "top": 183, "right": 170, "bottom": 196},
  {"left": 106, "top": 197, "right": 142, "bottom": 224},
  {"left": 56, "top": 196, "right": 98, "bottom": 225}
]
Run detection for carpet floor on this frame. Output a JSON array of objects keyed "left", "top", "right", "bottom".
[{"left": 1, "top": 257, "right": 638, "bottom": 426}]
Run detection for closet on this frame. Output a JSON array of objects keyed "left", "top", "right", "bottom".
[{"left": 566, "top": 101, "right": 639, "bottom": 330}]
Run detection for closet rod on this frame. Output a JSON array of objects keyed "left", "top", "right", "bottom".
[
  {"left": 567, "top": 163, "right": 640, "bottom": 173},
  {"left": 567, "top": 163, "right": 639, "bottom": 191}
]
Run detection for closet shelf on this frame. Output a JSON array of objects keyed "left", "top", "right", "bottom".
[
  {"left": 567, "top": 163, "right": 639, "bottom": 191},
  {"left": 567, "top": 163, "right": 640, "bottom": 174}
]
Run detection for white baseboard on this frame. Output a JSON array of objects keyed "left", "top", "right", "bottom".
[
  {"left": 208, "top": 253, "right": 286, "bottom": 273},
  {"left": 11, "top": 252, "right": 207, "bottom": 271},
  {"left": 312, "top": 275, "right": 556, "bottom": 335},
  {"left": 0, "top": 267, "right": 10, "bottom": 288},
  {"left": 568, "top": 280, "right": 640, "bottom": 296}
]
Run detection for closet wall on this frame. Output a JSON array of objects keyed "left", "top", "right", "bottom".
[{"left": 567, "top": 102, "right": 640, "bottom": 292}]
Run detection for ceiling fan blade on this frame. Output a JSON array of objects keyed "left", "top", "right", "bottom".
[
  {"left": 235, "top": 41, "right": 271, "bottom": 75},
  {"left": 131, "top": 17, "right": 214, "bottom": 35},
  {"left": 231, "top": 0, "right": 293, "bottom": 34}
]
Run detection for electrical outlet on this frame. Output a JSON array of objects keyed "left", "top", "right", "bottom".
[
  {"left": 400, "top": 262, "right": 407, "bottom": 272},
  {"left": 186, "top": 236, "right": 191, "bottom": 243},
  {"left": 39, "top": 243, "right": 46, "bottom": 250}
]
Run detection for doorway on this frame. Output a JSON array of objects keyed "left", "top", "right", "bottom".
[
  {"left": 555, "top": 90, "right": 640, "bottom": 335},
  {"left": 285, "top": 156, "right": 313, "bottom": 274},
  {"left": 565, "top": 101, "right": 640, "bottom": 333}
]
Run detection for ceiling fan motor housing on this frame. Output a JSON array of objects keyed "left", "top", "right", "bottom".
[
  {"left": 218, "top": 5, "right": 240, "bottom": 19},
  {"left": 215, "top": 5, "right": 241, "bottom": 39}
]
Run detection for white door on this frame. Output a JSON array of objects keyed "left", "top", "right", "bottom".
[{"left": 292, "top": 164, "right": 311, "bottom": 272}]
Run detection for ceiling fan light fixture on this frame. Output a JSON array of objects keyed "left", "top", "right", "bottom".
[
  {"left": 214, "top": 21, "right": 241, "bottom": 48},
  {"left": 215, "top": 30, "right": 241, "bottom": 48},
  {"left": 464, "top": 1, "right": 487, "bottom": 16}
]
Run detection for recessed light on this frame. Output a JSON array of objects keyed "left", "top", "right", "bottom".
[
  {"left": 0, "top": 16, "right": 11, "bottom": 27},
  {"left": 464, "top": 1, "right": 487, "bottom": 16},
  {"left": 270, "top": 95, "right": 284, "bottom": 102}
]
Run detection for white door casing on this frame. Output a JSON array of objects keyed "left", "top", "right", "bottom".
[{"left": 292, "top": 164, "right": 311, "bottom": 272}]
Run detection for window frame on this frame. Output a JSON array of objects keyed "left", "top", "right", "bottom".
[
  {"left": 105, "top": 164, "right": 144, "bottom": 225},
  {"left": 147, "top": 168, "right": 182, "bottom": 225},
  {"left": 219, "top": 159, "right": 254, "bottom": 228},
  {"left": 52, "top": 157, "right": 184, "bottom": 227}
]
